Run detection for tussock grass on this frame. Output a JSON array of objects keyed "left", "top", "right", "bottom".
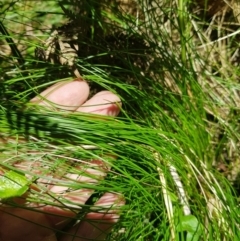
[{"left": 0, "top": 0, "right": 240, "bottom": 240}]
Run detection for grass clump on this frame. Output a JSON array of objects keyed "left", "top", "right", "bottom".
[{"left": 0, "top": 0, "right": 240, "bottom": 240}]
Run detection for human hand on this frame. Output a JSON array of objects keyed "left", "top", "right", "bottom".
[{"left": 0, "top": 80, "right": 124, "bottom": 241}]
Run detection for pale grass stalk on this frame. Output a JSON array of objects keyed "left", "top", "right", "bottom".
[
  {"left": 168, "top": 165, "right": 191, "bottom": 216},
  {"left": 155, "top": 152, "right": 175, "bottom": 241},
  {"left": 197, "top": 28, "right": 240, "bottom": 49}
]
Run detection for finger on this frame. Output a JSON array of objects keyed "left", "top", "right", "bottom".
[
  {"left": 60, "top": 192, "right": 125, "bottom": 241},
  {"left": 45, "top": 159, "right": 109, "bottom": 211},
  {"left": 31, "top": 80, "right": 89, "bottom": 111},
  {"left": 13, "top": 159, "right": 109, "bottom": 230},
  {"left": 76, "top": 91, "right": 121, "bottom": 116}
]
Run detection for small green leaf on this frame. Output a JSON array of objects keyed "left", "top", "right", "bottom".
[
  {"left": 177, "top": 215, "right": 203, "bottom": 241},
  {"left": 0, "top": 170, "right": 29, "bottom": 199}
]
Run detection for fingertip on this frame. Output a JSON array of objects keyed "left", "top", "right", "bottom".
[
  {"left": 31, "top": 80, "right": 90, "bottom": 111},
  {"left": 60, "top": 193, "right": 124, "bottom": 241},
  {"left": 77, "top": 91, "right": 121, "bottom": 116}
]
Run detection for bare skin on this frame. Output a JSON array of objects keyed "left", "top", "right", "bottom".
[{"left": 0, "top": 80, "right": 124, "bottom": 241}]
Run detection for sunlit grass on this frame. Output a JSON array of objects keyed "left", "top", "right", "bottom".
[{"left": 0, "top": 0, "right": 240, "bottom": 240}]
